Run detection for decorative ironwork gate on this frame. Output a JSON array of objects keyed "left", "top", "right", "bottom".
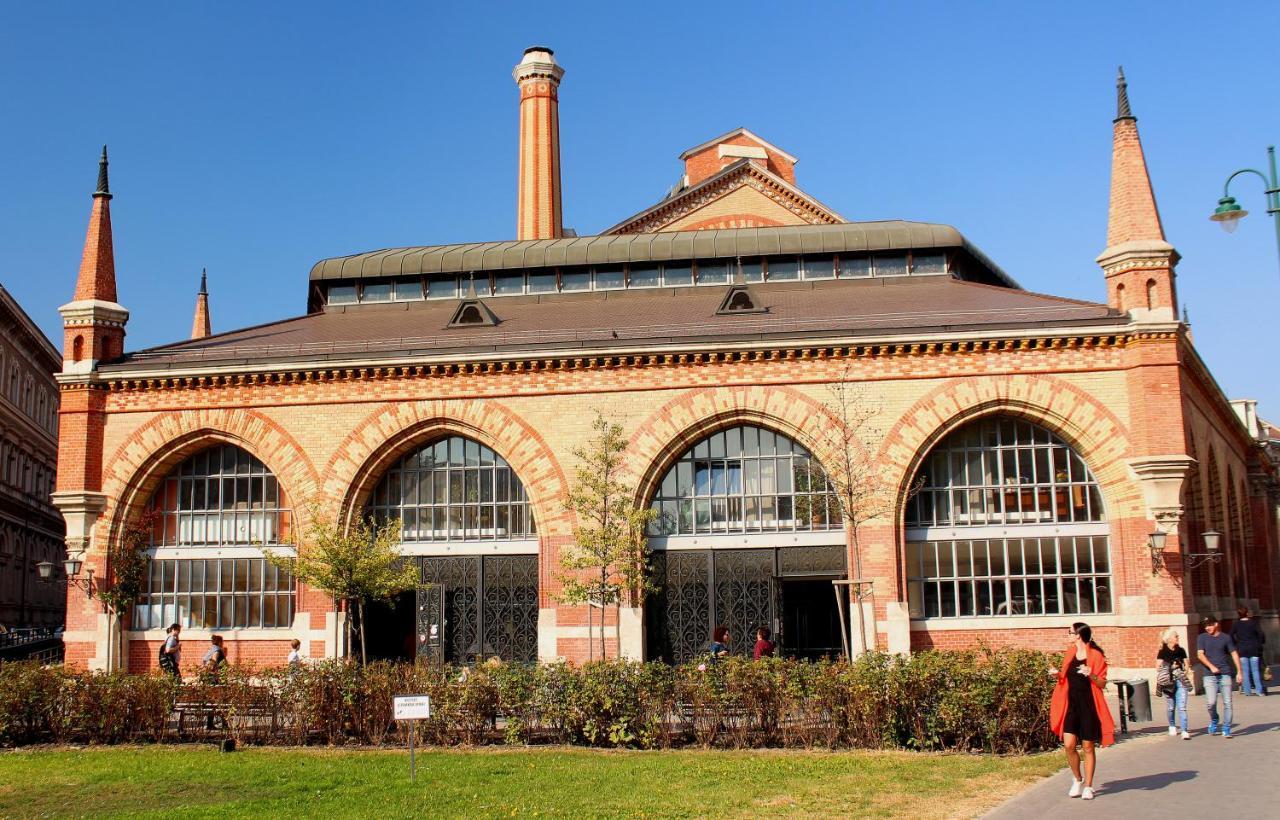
[
  {"left": 416, "top": 555, "right": 538, "bottom": 663},
  {"left": 647, "top": 545, "right": 847, "bottom": 663}
]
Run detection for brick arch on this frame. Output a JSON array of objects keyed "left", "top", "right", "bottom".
[
  {"left": 627, "top": 385, "right": 856, "bottom": 508},
  {"left": 879, "top": 375, "right": 1138, "bottom": 526},
  {"left": 98, "top": 408, "right": 321, "bottom": 551},
  {"left": 322, "top": 399, "right": 572, "bottom": 537}
]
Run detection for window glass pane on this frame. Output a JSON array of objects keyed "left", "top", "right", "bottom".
[
  {"left": 767, "top": 259, "right": 800, "bottom": 281},
  {"left": 740, "top": 261, "right": 764, "bottom": 282},
  {"left": 427, "top": 277, "right": 458, "bottom": 299},
  {"left": 839, "top": 256, "right": 872, "bottom": 278},
  {"left": 696, "top": 261, "right": 730, "bottom": 285},
  {"left": 493, "top": 273, "right": 523, "bottom": 295},
  {"left": 362, "top": 282, "right": 392, "bottom": 302},
  {"left": 560, "top": 270, "right": 590, "bottom": 291},
  {"left": 912, "top": 253, "right": 947, "bottom": 274},
  {"left": 874, "top": 255, "right": 908, "bottom": 276},
  {"left": 394, "top": 280, "right": 424, "bottom": 301},
  {"left": 595, "top": 266, "right": 625, "bottom": 290},
  {"left": 328, "top": 285, "right": 357, "bottom": 305},
  {"left": 663, "top": 264, "right": 692, "bottom": 286},
  {"left": 628, "top": 265, "right": 660, "bottom": 288},
  {"left": 527, "top": 272, "right": 557, "bottom": 293},
  {"left": 803, "top": 257, "right": 835, "bottom": 279}
]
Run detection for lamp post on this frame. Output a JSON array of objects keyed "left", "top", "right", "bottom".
[
  {"left": 36, "top": 556, "right": 96, "bottom": 599},
  {"left": 1209, "top": 145, "right": 1280, "bottom": 277}
]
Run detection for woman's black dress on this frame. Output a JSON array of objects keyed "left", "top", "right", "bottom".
[{"left": 1063, "top": 656, "right": 1102, "bottom": 742}]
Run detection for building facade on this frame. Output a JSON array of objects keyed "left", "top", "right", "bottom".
[
  {"left": 0, "top": 285, "right": 64, "bottom": 630},
  {"left": 54, "top": 55, "right": 1279, "bottom": 676}
]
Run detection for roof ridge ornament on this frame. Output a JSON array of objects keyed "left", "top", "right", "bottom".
[
  {"left": 200, "top": 267, "right": 208, "bottom": 295},
  {"left": 717, "top": 260, "right": 766, "bottom": 315},
  {"left": 1115, "top": 66, "right": 1134, "bottom": 122},
  {"left": 94, "top": 145, "right": 112, "bottom": 199}
]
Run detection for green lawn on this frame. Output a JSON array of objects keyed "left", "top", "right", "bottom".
[{"left": 0, "top": 745, "right": 1060, "bottom": 819}]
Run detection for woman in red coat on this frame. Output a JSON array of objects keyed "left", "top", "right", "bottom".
[{"left": 1049, "top": 622, "right": 1115, "bottom": 801}]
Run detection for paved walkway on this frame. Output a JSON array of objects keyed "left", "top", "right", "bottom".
[{"left": 987, "top": 689, "right": 1280, "bottom": 819}]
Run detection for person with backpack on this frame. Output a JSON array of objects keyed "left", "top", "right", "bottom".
[
  {"left": 1156, "top": 629, "right": 1191, "bottom": 739},
  {"left": 201, "top": 634, "right": 227, "bottom": 684},
  {"left": 1050, "top": 622, "right": 1114, "bottom": 801},
  {"left": 1230, "top": 607, "right": 1267, "bottom": 696},
  {"left": 158, "top": 623, "right": 181, "bottom": 678}
]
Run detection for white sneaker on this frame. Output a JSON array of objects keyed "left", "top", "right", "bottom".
[
  {"left": 1168, "top": 726, "right": 1178, "bottom": 736},
  {"left": 1068, "top": 779, "right": 1083, "bottom": 798},
  {"left": 1181, "top": 731, "right": 1191, "bottom": 740},
  {"left": 1082, "top": 787, "right": 1096, "bottom": 801}
]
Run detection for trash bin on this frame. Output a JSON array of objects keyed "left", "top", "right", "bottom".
[{"left": 1127, "top": 677, "right": 1152, "bottom": 723}]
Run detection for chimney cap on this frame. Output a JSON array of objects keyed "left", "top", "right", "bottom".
[
  {"left": 524, "top": 45, "right": 554, "bottom": 56},
  {"left": 514, "top": 46, "right": 564, "bottom": 83}
]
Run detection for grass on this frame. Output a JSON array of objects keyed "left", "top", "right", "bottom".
[{"left": 0, "top": 744, "right": 1060, "bottom": 819}]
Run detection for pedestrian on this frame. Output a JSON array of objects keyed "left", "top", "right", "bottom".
[
  {"left": 287, "top": 638, "right": 302, "bottom": 668},
  {"left": 1230, "top": 607, "right": 1267, "bottom": 697},
  {"left": 1196, "top": 616, "right": 1242, "bottom": 737},
  {"left": 201, "top": 634, "right": 227, "bottom": 684},
  {"left": 1050, "top": 622, "right": 1114, "bottom": 801},
  {"left": 753, "top": 626, "right": 776, "bottom": 660},
  {"left": 1156, "top": 628, "right": 1191, "bottom": 739},
  {"left": 708, "top": 625, "right": 731, "bottom": 660},
  {"left": 158, "top": 623, "right": 181, "bottom": 678}
]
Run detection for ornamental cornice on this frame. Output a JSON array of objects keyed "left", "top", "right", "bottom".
[
  {"left": 97, "top": 331, "right": 1131, "bottom": 395},
  {"left": 58, "top": 298, "right": 129, "bottom": 327},
  {"left": 615, "top": 166, "right": 841, "bottom": 234}
]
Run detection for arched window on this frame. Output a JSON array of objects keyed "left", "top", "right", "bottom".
[
  {"left": 1115, "top": 283, "right": 1126, "bottom": 311},
  {"left": 905, "top": 416, "right": 1111, "bottom": 618},
  {"left": 648, "top": 425, "right": 840, "bottom": 536},
  {"left": 365, "top": 435, "right": 539, "bottom": 664},
  {"left": 368, "top": 435, "right": 535, "bottom": 541},
  {"left": 135, "top": 444, "right": 295, "bottom": 630},
  {"left": 72, "top": 335, "right": 84, "bottom": 362},
  {"left": 1146, "top": 278, "right": 1158, "bottom": 311}
]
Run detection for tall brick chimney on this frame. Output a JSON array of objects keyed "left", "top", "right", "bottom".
[
  {"left": 191, "top": 268, "right": 211, "bottom": 339},
  {"left": 513, "top": 46, "right": 564, "bottom": 240},
  {"left": 1097, "top": 68, "right": 1179, "bottom": 321}
]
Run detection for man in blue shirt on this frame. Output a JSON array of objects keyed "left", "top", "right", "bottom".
[{"left": 1196, "top": 616, "right": 1243, "bottom": 738}]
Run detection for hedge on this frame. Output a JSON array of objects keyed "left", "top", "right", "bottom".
[{"left": 0, "top": 648, "right": 1056, "bottom": 752}]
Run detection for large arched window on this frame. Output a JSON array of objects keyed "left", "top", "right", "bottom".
[
  {"left": 368, "top": 436, "right": 535, "bottom": 541},
  {"left": 365, "top": 435, "right": 538, "bottom": 664},
  {"left": 134, "top": 444, "right": 295, "bottom": 630},
  {"left": 648, "top": 425, "right": 840, "bottom": 536},
  {"left": 905, "top": 417, "right": 1112, "bottom": 618}
]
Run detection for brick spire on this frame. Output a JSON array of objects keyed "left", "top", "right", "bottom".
[
  {"left": 191, "top": 268, "right": 211, "bottom": 339},
  {"left": 514, "top": 47, "right": 565, "bottom": 240},
  {"left": 1105, "top": 67, "right": 1165, "bottom": 247},
  {"left": 1097, "top": 69, "right": 1178, "bottom": 320},
  {"left": 73, "top": 146, "right": 117, "bottom": 302}
]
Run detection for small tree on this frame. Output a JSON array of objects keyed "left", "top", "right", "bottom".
[
  {"left": 558, "top": 412, "right": 658, "bottom": 660},
  {"left": 801, "top": 367, "right": 914, "bottom": 655},
  {"left": 265, "top": 502, "right": 416, "bottom": 665},
  {"left": 98, "top": 510, "right": 158, "bottom": 671}
]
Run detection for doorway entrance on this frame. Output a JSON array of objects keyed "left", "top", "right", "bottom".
[
  {"left": 361, "top": 590, "right": 416, "bottom": 662},
  {"left": 778, "top": 578, "right": 843, "bottom": 660}
]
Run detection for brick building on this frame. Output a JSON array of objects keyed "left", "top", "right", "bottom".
[
  {"left": 0, "top": 284, "right": 64, "bottom": 630},
  {"left": 54, "top": 54, "right": 1279, "bottom": 676}
]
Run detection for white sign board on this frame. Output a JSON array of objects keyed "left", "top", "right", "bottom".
[{"left": 394, "top": 695, "right": 432, "bottom": 720}]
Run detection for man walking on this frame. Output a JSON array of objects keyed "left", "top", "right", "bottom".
[{"left": 1196, "top": 616, "right": 1243, "bottom": 738}]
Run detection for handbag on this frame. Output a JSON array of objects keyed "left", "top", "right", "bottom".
[{"left": 1265, "top": 665, "right": 1274, "bottom": 683}]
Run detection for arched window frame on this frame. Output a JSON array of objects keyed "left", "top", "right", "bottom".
[
  {"left": 647, "top": 425, "right": 841, "bottom": 538},
  {"left": 904, "top": 416, "right": 1113, "bottom": 619}
]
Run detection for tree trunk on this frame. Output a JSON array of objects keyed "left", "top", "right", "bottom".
[
  {"left": 358, "top": 599, "right": 368, "bottom": 666},
  {"left": 615, "top": 602, "right": 622, "bottom": 661}
]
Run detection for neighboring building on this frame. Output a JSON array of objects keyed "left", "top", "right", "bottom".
[
  {"left": 54, "top": 54, "right": 1278, "bottom": 675},
  {"left": 0, "top": 285, "right": 64, "bottom": 630}
]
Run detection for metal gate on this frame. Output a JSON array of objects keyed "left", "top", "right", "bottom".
[{"left": 415, "top": 555, "right": 538, "bottom": 663}]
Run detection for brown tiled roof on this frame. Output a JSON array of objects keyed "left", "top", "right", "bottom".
[{"left": 111, "top": 276, "right": 1121, "bottom": 372}]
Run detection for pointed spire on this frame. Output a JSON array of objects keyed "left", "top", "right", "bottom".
[
  {"left": 1104, "top": 68, "right": 1165, "bottom": 247},
  {"left": 1181, "top": 302, "right": 1190, "bottom": 325},
  {"left": 73, "top": 146, "right": 117, "bottom": 302},
  {"left": 1115, "top": 67, "right": 1133, "bottom": 121},
  {"left": 191, "top": 269, "right": 211, "bottom": 339}
]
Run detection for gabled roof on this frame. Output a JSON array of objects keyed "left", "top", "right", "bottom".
[
  {"left": 677, "top": 127, "right": 799, "bottom": 164},
  {"left": 603, "top": 159, "right": 845, "bottom": 234}
]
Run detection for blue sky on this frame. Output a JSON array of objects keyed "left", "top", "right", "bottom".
[{"left": 2, "top": 2, "right": 1278, "bottom": 414}]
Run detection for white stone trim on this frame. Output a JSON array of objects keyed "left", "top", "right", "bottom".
[
  {"left": 906, "top": 523, "right": 1111, "bottom": 541},
  {"left": 910, "top": 613, "right": 1195, "bottom": 631},
  {"left": 651, "top": 532, "right": 846, "bottom": 551}
]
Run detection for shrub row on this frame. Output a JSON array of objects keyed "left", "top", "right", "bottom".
[{"left": 0, "top": 648, "right": 1056, "bottom": 752}]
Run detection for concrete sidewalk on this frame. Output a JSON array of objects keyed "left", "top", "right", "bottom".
[{"left": 986, "top": 690, "right": 1280, "bottom": 819}]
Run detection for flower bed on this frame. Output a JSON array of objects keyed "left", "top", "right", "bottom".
[{"left": 0, "top": 648, "right": 1055, "bottom": 752}]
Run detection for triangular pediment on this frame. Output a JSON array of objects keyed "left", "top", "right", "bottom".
[{"left": 605, "top": 160, "right": 844, "bottom": 234}]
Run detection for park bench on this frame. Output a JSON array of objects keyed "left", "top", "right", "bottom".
[{"left": 174, "top": 684, "right": 278, "bottom": 736}]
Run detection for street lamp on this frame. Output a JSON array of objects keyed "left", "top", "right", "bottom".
[
  {"left": 1145, "top": 530, "right": 1169, "bottom": 576},
  {"left": 36, "top": 557, "right": 96, "bottom": 599},
  {"left": 1184, "top": 530, "right": 1223, "bottom": 571},
  {"left": 1209, "top": 145, "right": 1280, "bottom": 276}
]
